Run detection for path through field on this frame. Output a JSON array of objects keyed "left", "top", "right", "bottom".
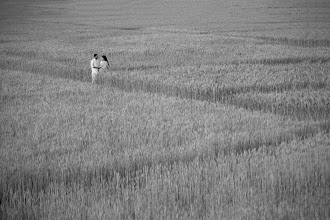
[{"left": 1, "top": 0, "right": 329, "bottom": 219}]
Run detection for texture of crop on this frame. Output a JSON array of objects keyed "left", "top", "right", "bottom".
[{"left": 1, "top": 0, "right": 329, "bottom": 219}]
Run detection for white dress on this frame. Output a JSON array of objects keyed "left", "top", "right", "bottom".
[{"left": 100, "top": 61, "right": 109, "bottom": 73}]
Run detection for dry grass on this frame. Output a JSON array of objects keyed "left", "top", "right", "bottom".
[
  {"left": 1, "top": 0, "right": 330, "bottom": 219},
  {"left": 1, "top": 70, "right": 329, "bottom": 219},
  {"left": 234, "top": 89, "right": 330, "bottom": 120}
]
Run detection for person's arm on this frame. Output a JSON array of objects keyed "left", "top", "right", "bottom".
[{"left": 91, "top": 60, "right": 101, "bottom": 69}]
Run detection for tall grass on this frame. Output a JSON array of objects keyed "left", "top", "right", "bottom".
[
  {"left": 2, "top": 131, "right": 329, "bottom": 219},
  {"left": 1, "top": 51, "right": 329, "bottom": 120},
  {"left": 1, "top": 70, "right": 330, "bottom": 219},
  {"left": 234, "top": 89, "right": 330, "bottom": 120},
  {"left": 1, "top": 0, "right": 330, "bottom": 218},
  {"left": 255, "top": 36, "right": 330, "bottom": 48},
  {"left": 230, "top": 35, "right": 330, "bottom": 48}
]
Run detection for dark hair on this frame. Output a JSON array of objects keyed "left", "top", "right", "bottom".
[
  {"left": 101, "top": 55, "right": 109, "bottom": 65},
  {"left": 101, "top": 55, "right": 108, "bottom": 62},
  {"left": 94, "top": 54, "right": 98, "bottom": 58}
]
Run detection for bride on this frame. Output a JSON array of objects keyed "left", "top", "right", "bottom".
[{"left": 100, "top": 55, "right": 109, "bottom": 73}]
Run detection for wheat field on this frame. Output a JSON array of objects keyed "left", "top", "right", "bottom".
[{"left": 0, "top": 0, "right": 329, "bottom": 219}]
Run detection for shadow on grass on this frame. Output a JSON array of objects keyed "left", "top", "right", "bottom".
[
  {"left": 231, "top": 35, "right": 330, "bottom": 48},
  {"left": 97, "top": 75, "right": 329, "bottom": 120},
  {"left": 1, "top": 120, "right": 329, "bottom": 219},
  {"left": 111, "top": 64, "right": 160, "bottom": 72},
  {"left": 256, "top": 36, "right": 330, "bottom": 48},
  {"left": 1, "top": 58, "right": 329, "bottom": 121},
  {"left": 228, "top": 57, "right": 330, "bottom": 65}
]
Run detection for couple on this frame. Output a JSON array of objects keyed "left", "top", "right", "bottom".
[{"left": 90, "top": 54, "right": 109, "bottom": 84}]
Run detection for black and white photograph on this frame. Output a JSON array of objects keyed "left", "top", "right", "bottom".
[{"left": 0, "top": 0, "right": 329, "bottom": 219}]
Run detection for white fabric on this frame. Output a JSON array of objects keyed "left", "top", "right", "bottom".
[
  {"left": 100, "top": 61, "right": 109, "bottom": 72},
  {"left": 91, "top": 58, "right": 100, "bottom": 83},
  {"left": 91, "top": 58, "right": 100, "bottom": 74}
]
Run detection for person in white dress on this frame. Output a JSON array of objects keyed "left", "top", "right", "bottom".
[
  {"left": 100, "top": 55, "right": 109, "bottom": 73},
  {"left": 90, "top": 54, "right": 101, "bottom": 84}
]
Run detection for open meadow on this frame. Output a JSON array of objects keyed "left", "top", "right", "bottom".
[{"left": 0, "top": 0, "right": 330, "bottom": 219}]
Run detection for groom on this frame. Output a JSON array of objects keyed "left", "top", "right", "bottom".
[{"left": 91, "top": 54, "right": 101, "bottom": 84}]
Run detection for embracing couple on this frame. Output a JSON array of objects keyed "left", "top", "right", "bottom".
[{"left": 90, "top": 54, "right": 109, "bottom": 84}]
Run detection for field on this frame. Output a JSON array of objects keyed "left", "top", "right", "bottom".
[{"left": 0, "top": 0, "right": 330, "bottom": 219}]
